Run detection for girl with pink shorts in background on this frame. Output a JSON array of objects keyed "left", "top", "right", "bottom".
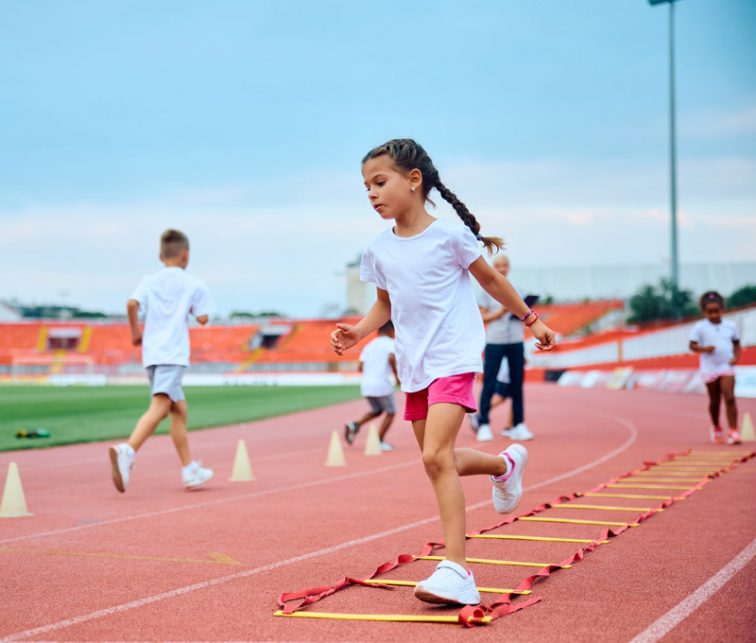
[{"left": 331, "top": 139, "right": 556, "bottom": 606}]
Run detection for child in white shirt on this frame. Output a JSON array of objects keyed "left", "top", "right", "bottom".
[
  {"left": 109, "top": 229, "right": 215, "bottom": 492},
  {"left": 331, "top": 139, "right": 555, "bottom": 606},
  {"left": 689, "top": 291, "right": 742, "bottom": 445},
  {"left": 344, "top": 321, "right": 399, "bottom": 451}
]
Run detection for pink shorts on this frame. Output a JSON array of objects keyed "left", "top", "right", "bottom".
[{"left": 404, "top": 373, "right": 478, "bottom": 422}]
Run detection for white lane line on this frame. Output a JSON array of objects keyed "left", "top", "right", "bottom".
[
  {"left": 0, "top": 460, "right": 419, "bottom": 545},
  {"left": 629, "top": 538, "right": 756, "bottom": 643},
  {"left": 1, "top": 414, "right": 638, "bottom": 641}
]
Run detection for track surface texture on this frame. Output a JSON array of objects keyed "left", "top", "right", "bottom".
[{"left": 1, "top": 384, "right": 755, "bottom": 642}]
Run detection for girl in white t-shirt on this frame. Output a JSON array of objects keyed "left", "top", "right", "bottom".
[
  {"left": 689, "top": 291, "right": 742, "bottom": 445},
  {"left": 331, "top": 139, "right": 556, "bottom": 606}
]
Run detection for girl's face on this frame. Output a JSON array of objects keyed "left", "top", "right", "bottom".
[
  {"left": 362, "top": 155, "right": 421, "bottom": 220},
  {"left": 704, "top": 303, "right": 723, "bottom": 323}
]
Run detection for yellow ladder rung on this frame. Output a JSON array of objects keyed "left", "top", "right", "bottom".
[
  {"left": 418, "top": 555, "right": 570, "bottom": 569},
  {"left": 519, "top": 516, "right": 636, "bottom": 527},
  {"left": 470, "top": 534, "right": 609, "bottom": 545},
  {"left": 361, "top": 579, "right": 530, "bottom": 595},
  {"left": 634, "top": 471, "right": 707, "bottom": 477},
  {"left": 608, "top": 483, "right": 694, "bottom": 490},
  {"left": 553, "top": 503, "right": 657, "bottom": 512},
  {"left": 621, "top": 477, "right": 703, "bottom": 483},
  {"left": 585, "top": 492, "right": 676, "bottom": 501},
  {"left": 274, "top": 610, "right": 492, "bottom": 624}
]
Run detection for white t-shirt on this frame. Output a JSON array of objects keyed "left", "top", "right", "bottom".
[
  {"left": 360, "top": 218, "right": 485, "bottom": 393},
  {"left": 130, "top": 267, "right": 215, "bottom": 367},
  {"left": 359, "top": 335, "right": 395, "bottom": 397},
  {"left": 688, "top": 319, "right": 740, "bottom": 378},
  {"left": 478, "top": 288, "right": 525, "bottom": 344}
]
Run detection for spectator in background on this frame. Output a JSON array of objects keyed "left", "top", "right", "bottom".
[{"left": 473, "top": 255, "right": 533, "bottom": 442}]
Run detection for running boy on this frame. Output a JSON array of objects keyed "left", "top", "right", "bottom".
[
  {"left": 109, "top": 229, "right": 215, "bottom": 492},
  {"left": 344, "top": 321, "right": 399, "bottom": 451},
  {"left": 689, "top": 291, "right": 742, "bottom": 445}
]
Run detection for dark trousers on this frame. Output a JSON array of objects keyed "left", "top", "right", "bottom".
[{"left": 478, "top": 342, "right": 524, "bottom": 426}]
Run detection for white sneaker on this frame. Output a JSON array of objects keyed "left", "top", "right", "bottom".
[
  {"left": 501, "top": 426, "right": 514, "bottom": 438},
  {"left": 467, "top": 413, "right": 480, "bottom": 432},
  {"left": 414, "top": 560, "right": 481, "bottom": 605},
  {"left": 476, "top": 424, "right": 493, "bottom": 442},
  {"left": 380, "top": 441, "right": 395, "bottom": 452},
  {"left": 509, "top": 423, "right": 534, "bottom": 441},
  {"left": 109, "top": 443, "right": 135, "bottom": 493},
  {"left": 182, "top": 461, "right": 213, "bottom": 489},
  {"left": 491, "top": 444, "right": 528, "bottom": 513}
]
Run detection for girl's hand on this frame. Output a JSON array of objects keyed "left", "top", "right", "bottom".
[
  {"left": 703, "top": 346, "right": 716, "bottom": 354},
  {"left": 331, "top": 323, "right": 361, "bottom": 355},
  {"left": 729, "top": 357, "right": 738, "bottom": 365},
  {"left": 528, "top": 319, "right": 556, "bottom": 351}
]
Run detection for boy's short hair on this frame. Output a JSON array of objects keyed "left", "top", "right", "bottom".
[
  {"left": 378, "top": 321, "right": 394, "bottom": 335},
  {"left": 160, "top": 229, "right": 189, "bottom": 259}
]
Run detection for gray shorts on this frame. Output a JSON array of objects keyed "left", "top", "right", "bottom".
[
  {"left": 366, "top": 394, "right": 396, "bottom": 415},
  {"left": 147, "top": 365, "right": 186, "bottom": 402}
]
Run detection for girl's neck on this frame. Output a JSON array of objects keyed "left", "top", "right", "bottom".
[{"left": 393, "top": 206, "right": 435, "bottom": 238}]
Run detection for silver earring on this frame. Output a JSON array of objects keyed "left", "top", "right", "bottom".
[{"left": 410, "top": 187, "right": 416, "bottom": 192}]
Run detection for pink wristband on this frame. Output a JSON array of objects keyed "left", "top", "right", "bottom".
[
  {"left": 519, "top": 309, "right": 535, "bottom": 322},
  {"left": 524, "top": 311, "right": 539, "bottom": 327}
]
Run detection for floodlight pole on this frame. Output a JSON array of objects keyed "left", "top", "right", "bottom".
[{"left": 649, "top": 0, "right": 680, "bottom": 292}]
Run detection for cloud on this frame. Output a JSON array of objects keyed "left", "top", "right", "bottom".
[{"left": 2, "top": 154, "right": 754, "bottom": 315}]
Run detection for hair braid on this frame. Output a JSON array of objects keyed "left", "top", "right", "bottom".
[
  {"left": 436, "top": 180, "right": 503, "bottom": 255},
  {"left": 362, "top": 138, "right": 504, "bottom": 255}
]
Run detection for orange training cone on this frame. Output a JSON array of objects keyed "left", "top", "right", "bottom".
[
  {"left": 741, "top": 412, "right": 755, "bottom": 442},
  {"left": 364, "top": 423, "right": 382, "bottom": 456},
  {"left": 0, "top": 463, "right": 32, "bottom": 518},
  {"left": 229, "top": 439, "right": 255, "bottom": 481},
  {"left": 325, "top": 430, "right": 346, "bottom": 467}
]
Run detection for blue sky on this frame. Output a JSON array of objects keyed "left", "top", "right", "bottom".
[{"left": 1, "top": 0, "right": 754, "bottom": 316}]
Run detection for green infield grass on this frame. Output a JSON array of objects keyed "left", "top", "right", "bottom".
[{"left": 0, "top": 384, "right": 361, "bottom": 452}]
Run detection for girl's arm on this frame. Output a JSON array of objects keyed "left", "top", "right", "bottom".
[
  {"left": 689, "top": 341, "right": 714, "bottom": 354},
  {"left": 469, "top": 257, "right": 555, "bottom": 350},
  {"left": 730, "top": 339, "right": 742, "bottom": 365},
  {"left": 331, "top": 288, "right": 391, "bottom": 355}
]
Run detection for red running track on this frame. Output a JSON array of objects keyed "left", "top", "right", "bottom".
[{"left": 1, "top": 384, "right": 755, "bottom": 641}]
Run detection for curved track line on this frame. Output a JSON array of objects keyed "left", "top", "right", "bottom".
[
  {"left": 0, "top": 460, "right": 419, "bottom": 545},
  {"left": 629, "top": 537, "right": 756, "bottom": 643},
  {"left": 1, "top": 413, "right": 638, "bottom": 641}
]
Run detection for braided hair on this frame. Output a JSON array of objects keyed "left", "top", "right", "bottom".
[
  {"left": 700, "top": 291, "right": 725, "bottom": 310},
  {"left": 362, "top": 138, "right": 504, "bottom": 255}
]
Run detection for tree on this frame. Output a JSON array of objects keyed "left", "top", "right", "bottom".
[
  {"left": 628, "top": 279, "right": 697, "bottom": 324},
  {"left": 728, "top": 285, "right": 756, "bottom": 309}
]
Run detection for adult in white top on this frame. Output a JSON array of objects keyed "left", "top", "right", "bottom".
[
  {"left": 109, "top": 229, "right": 215, "bottom": 497},
  {"left": 475, "top": 255, "right": 530, "bottom": 442},
  {"left": 330, "top": 139, "right": 556, "bottom": 607},
  {"left": 688, "top": 290, "right": 742, "bottom": 445}
]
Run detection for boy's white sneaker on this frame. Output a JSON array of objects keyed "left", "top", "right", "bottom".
[
  {"left": 509, "top": 423, "right": 534, "bottom": 441},
  {"left": 491, "top": 444, "right": 528, "bottom": 513},
  {"left": 467, "top": 413, "right": 480, "bottom": 432},
  {"left": 476, "top": 423, "right": 493, "bottom": 442},
  {"left": 182, "top": 461, "right": 213, "bottom": 489},
  {"left": 380, "top": 441, "right": 395, "bottom": 452},
  {"left": 414, "top": 560, "right": 481, "bottom": 605},
  {"left": 109, "top": 443, "right": 135, "bottom": 493}
]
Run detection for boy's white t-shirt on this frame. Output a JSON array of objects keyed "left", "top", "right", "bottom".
[
  {"left": 130, "top": 267, "right": 215, "bottom": 367},
  {"left": 359, "top": 335, "right": 395, "bottom": 397},
  {"left": 688, "top": 319, "right": 740, "bottom": 379},
  {"left": 360, "top": 218, "right": 485, "bottom": 393}
]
